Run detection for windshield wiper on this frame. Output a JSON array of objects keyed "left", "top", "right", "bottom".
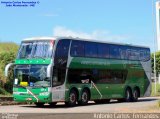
[
  {"left": 33, "top": 56, "right": 46, "bottom": 60},
  {"left": 15, "top": 85, "right": 26, "bottom": 89}
]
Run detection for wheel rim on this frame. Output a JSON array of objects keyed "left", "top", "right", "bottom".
[
  {"left": 82, "top": 92, "right": 88, "bottom": 102},
  {"left": 126, "top": 90, "right": 130, "bottom": 100},
  {"left": 134, "top": 90, "right": 138, "bottom": 99},
  {"left": 70, "top": 93, "right": 76, "bottom": 103}
]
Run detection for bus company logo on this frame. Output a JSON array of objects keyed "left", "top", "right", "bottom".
[
  {"left": 81, "top": 61, "right": 110, "bottom": 66},
  {"left": 1, "top": 113, "right": 18, "bottom": 119}
]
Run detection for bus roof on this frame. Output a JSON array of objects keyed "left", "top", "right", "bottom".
[
  {"left": 23, "top": 37, "right": 56, "bottom": 42},
  {"left": 22, "top": 36, "right": 150, "bottom": 49}
]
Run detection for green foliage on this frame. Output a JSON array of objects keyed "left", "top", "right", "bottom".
[
  {"left": 151, "top": 51, "right": 160, "bottom": 75},
  {"left": 0, "top": 42, "right": 19, "bottom": 94},
  {"left": 0, "top": 87, "right": 10, "bottom": 95},
  {"left": 0, "top": 42, "right": 18, "bottom": 53},
  {"left": 151, "top": 83, "right": 160, "bottom": 96}
]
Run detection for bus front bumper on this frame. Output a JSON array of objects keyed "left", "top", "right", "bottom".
[{"left": 13, "top": 92, "right": 52, "bottom": 103}]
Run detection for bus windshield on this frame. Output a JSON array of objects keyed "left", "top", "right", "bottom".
[
  {"left": 14, "top": 65, "right": 50, "bottom": 87},
  {"left": 17, "top": 41, "right": 54, "bottom": 59},
  {"left": 17, "top": 42, "right": 33, "bottom": 59}
]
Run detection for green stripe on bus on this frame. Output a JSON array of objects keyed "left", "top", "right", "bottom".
[{"left": 15, "top": 59, "right": 52, "bottom": 64}]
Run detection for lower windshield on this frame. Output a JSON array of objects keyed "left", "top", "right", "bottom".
[{"left": 14, "top": 65, "right": 50, "bottom": 87}]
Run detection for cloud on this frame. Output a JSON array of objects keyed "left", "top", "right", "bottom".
[{"left": 53, "top": 26, "right": 130, "bottom": 43}]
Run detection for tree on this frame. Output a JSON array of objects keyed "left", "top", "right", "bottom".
[
  {"left": 0, "top": 42, "right": 19, "bottom": 94},
  {"left": 0, "top": 51, "right": 17, "bottom": 93},
  {"left": 151, "top": 51, "right": 160, "bottom": 75}
]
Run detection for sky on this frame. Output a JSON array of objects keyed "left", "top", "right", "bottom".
[{"left": 0, "top": 0, "right": 158, "bottom": 52}]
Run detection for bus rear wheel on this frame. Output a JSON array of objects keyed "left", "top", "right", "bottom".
[
  {"left": 132, "top": 89, "right": 139, "bottom": 102},
  {"left": 124, "top": 88, "right": 132, "bottom": 102},
  {"left": 65, "top": 90, "right": 77, "bottom": 107},
  {"left": 78, "top": 89, "right": 89, "bottom": 105}
]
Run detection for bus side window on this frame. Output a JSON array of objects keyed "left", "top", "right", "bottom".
[
  {"left": 55, "top": 39, "right": 70, "bottom": 57},
  {"left": 97, "top": 43, "right": 109, "bottom": 58},
  {"left": 54, "top": 39, "right": 70, "bottom": 68},
  {"left": 85, "top": 42, "right": 98, "bottom": 57},
  {"left": 109, "top": 45, "right": 121, "bottom": 59},
  {"left": 52, "top": 67, "right": 65, "bottom": 86},
  {"left": 70, "top": 40, "right": 85, "bottom": 57}
]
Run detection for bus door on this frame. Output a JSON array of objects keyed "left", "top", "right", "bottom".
[
  {"left": 52, "top": 39, "right": 70, "bottom": 101},
  {"left": 52, "top": 67, "right": 66, "bottom": 101}
]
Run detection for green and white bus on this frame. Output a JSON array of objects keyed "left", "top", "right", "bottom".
[{"left": 5, "top": 37, "right": 151, "bottom": 107}]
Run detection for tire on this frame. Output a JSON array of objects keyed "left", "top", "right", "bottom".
[
  {"left": 49, "top": 102, "right": 57, "bottom": 107},
  {"left": 132, "top": 89, "right": 139, "bottom": 102},
  {"left": 124, "top": 88, "right": 132, "bottom": 102},
  {"left": 35, "top": 102, "right": 45, "bottom": 107},
  {"left": 78, "top": 89, "right": 89, "bottom": 105},
  {"left": 65, "top": 90, "right": 77, "bottom": 107}
]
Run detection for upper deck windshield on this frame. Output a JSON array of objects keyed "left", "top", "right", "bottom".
[{"left": 17, "top": 40, "right": 54, "bottom": 59}]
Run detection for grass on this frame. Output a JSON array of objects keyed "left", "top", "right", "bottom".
[
  {"left": 151, "top": 83, "right": 160, "bottom": 108},
  {"left": 158, "top": 100, "right": 160, "bottom": 108},
  {"left": 151, "top": 83, "right": 160, "bottom": 96}
]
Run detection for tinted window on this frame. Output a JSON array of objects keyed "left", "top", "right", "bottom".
[
  {"left": 110, "top": 70, "right": 127, "bottom": 84},
  {"left": 97, "top": 43, "right": 109, "bottom": 58},
  {"left": 139, "top": 48, "right": 150, "bottom": 61},
  {"left": 68, "top": 69, "right": 92, "bottom": 84},
  {"left": 128, "top": 48, "right": 140, "bottom": 60},
  {"left": 96, "top": 70, "right": 111, "bottom": 83},
  {"left": 146, "top": 48, "right": 150, "bottom": 60},
  {"left": 55, "top": 39, "right": 70, "bottom": 57},
  {"left": 109, "top": 45, "right": 121, "bottom": 59},
  {"left": 54, "top": 39, "right": 70, "bottom": 68},
  {"left": 85, "top": 42, "right": 98, "bottom": 57},
  {"left": 68, "top": 68, "right": 127, "bottom": 84},
  {"left": 96, "top": 70, "right": 127, "bottom": 84},
  {"left": 52, "top": 67, "right": 66, "bottom": 86},
  {"left": 70, "top": 40, "right": 85, "bottom": 57},
  {"left": 119, "top": 46, "right": 128, "bottom": 60}
]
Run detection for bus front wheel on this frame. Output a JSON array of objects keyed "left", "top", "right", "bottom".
[
  {"left": 78, "top": 89, "right": 89, "bottom": 105},
  {"left": 65, "top": 90, "right": 77, "bottom": 107}
]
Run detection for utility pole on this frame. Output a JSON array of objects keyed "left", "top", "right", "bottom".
[
  {"left": 156, "top": 1, "right": 160, "bottom": 51},
  {"left": 153, "top": 0, "right": 159, "bottom": 95}
]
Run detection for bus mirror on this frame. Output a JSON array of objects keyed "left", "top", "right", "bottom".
[
  {"left": 47, "top": 64, "right": 52, "bottom": 77},
  {"left": 5, "top": 63, "right": 15, "bottom": 77}
]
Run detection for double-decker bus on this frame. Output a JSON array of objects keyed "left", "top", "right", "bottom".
[{"left": 5, "top": 37, "right": 151, "bottom": 107}]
